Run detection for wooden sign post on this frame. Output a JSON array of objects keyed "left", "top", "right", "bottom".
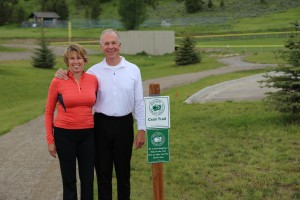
[{"left": 149, "top": 83, "right": 164, "bottom": 200}]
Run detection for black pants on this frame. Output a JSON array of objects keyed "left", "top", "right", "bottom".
[
  {"left": 94, "top": 113, "right": 134, "bottom": 200},
  {"left": 54, "top": 127, "right": 95, "bottom": 200}
]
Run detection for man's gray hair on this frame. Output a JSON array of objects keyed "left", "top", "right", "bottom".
[{"left": 99, "top": 29, "right": 121, "bottom": 45}]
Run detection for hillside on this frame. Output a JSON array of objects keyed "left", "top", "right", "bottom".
[
  {"left": 19, "top": 0, "right": 300, "bottom": 20},
  {"left": 15, "top": 0, "right": 300, "bottom": 34}
]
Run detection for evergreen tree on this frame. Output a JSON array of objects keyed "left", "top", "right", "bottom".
[
  {"left": 84, "top": 6, "right": 90, "bottom": 19},
  {"left": 40, "top": 0, "right": 48, "bottom": 11},
  {"left": 32, "top": 27, "right": 56, "bottom": 69},
  {"left": 145, "top": 0, "right": 160, "bottom": 9},
  {"left": 0, "top": 0, "right": 13, "bottom": 25},
  {"left": 43, "top": 0, "right": 69, "bottom": 20},
  {"left": 90, "top": 0, "right": 100, "bottom": 20},
  {"left": 118, "top": 0, "right": 147, "bottom": 30},
  {"left": 208, "top": 0, "right": 213, "bottom": 9},
  {"left": 55, "top": 0, "right": 69, "bottom": 20},
  {"left": 184, "top": 0, "right": 204, "bottom": 13},
  {"left": 12, "top": 5, "right": 26, "bottom": 23},
  {"left": 175, "top": 35, "right": 201, "bottom": 66},
  {"left": 260, "top": 33, "right": 300, "bottom": 113},
  {"left": 220, "top": 0, "right": 225, "bottom": 8}
]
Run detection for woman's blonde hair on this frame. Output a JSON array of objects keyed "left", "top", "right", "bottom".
[{"left": 63, "top": 44, "right": 88, "bottom": 65}]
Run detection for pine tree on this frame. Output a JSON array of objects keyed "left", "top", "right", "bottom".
[
  {"left": 32, "top": 27, "right": 56, "bottom": 69},
  {"left": 90, "top": 0, "right": 100, "bottom": 20},
  {"left": 208, "top": 0, "right": 213, "bottom": 9},
  {"left": 0, "top": 0, "right": 13, "bottom": 25},
  {"left": 175, "top": 35, "right": 201, "bottom": 66},
  {"left": 220, "top": 0, "right": 225, "bottom": 8},
  {"left": 184, "top": 0, "right": 204, "bottom": 13},
  {"left": 260, "top": 33, "right": 300, "bottom": 113},
  {"left": 55, "top": 0, "right": 69, "bottom": 20},
  {"left": 12, "top": 5, "right": 26, "bottom": 23}
]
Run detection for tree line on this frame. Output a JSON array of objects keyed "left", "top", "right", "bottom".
[
  {"left": 0, "top": 0, "right": 275, "bottom": 30},
  {"left": 0, "top": 0, "right": 230, "bottom": 29}
]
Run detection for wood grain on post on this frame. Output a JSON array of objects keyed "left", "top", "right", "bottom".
[{"left": 149, "top": 83, "right": 164, "bottom": 200}]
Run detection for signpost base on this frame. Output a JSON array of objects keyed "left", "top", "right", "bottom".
[{"left": 152, "top": 163, "right": 164, "bottom": 200}]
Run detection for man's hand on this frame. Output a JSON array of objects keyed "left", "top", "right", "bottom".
[
  {"left": 55, "top": 69, "right": 68, "bottom": 80},
  {"left": 134, "top": 130, "right": 145, "bottom": 149},
  {"left": 48, "top": 144, "right": 57, "bottom": 158}
]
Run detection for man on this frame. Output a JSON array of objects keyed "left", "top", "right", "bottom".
[{"left": 56, "top": 29, "right": 146, "bottom": 200}]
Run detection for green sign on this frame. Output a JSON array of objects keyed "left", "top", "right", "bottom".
[{"left": 147, "top": 128, "right": 170, "bottom": 163}]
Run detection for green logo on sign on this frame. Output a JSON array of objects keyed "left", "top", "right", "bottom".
[{"left": 149, "top": 99, "right": 165, "bottom": 116}]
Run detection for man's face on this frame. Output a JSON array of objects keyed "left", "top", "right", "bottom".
[{"left": 101, "top": 32, "right": 121, "bottom": 60}]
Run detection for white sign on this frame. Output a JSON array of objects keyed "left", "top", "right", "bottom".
[{"left": 144, "top": 96, "right": 170, "bottom": 128}]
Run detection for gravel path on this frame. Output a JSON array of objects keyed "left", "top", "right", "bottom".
[{"left": 0, "top": 44, "right": 276, "bottom": 199}]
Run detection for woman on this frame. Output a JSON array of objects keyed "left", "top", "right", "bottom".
[{"left": 45, "top": 44, "right": 98, "bottom": 200}]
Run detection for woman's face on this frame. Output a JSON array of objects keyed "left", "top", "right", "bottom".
[{"left": 67, "top": 51, "right": 85, "bottom": 75}]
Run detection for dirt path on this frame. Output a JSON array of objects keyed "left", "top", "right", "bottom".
[{"left": 0, "top": 45, "right": 276, "bottom": 199}]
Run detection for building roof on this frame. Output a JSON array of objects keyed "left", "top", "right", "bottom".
[{"left": 28, "top": 12, "right": 60, "bottom": 19}]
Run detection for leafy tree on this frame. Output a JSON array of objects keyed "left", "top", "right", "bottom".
[
  {"left": 32, "top": 27, "right": 56, "bottom": 69},
  {"left": 118, "top": 0, "right": 147, "bottom": 30},
  {"left": 260, "top": 33, "right": 300, "bottom": 113},
  {"left": 175, "top": 35, "right": 201, "bottom": 66}
]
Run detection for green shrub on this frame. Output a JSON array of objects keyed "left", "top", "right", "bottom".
[
  {"left": 31, "top": 35, "right": 56, "bottom": 69},
  {"left": 175, "top": 35, "right": 201, "bottom": 66},
  {"left": 260, "top": 32, "right": 300, "bottom": 113}
]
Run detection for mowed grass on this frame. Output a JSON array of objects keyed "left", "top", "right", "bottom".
[
  {"left": 0, "top": 45, "right": 27, "bottom": 52},
  {"left": 0, "top": 51, "right": 224, "bottom": 135},
  {"left": 2, "top": 52, "right": 300, "bottom": 199},
  {"left": 129, "top": 71, "right": 300, "bottom": 199},
  {"left": 1, "top": 42, "right": 300, "bottom": 199},
  {"left": 1, "top": 5, "right": 299, "bottom": 197},
  {"left": 0, "top": 60, "right": 56, "bottom": 134},
  {"left": 232, "top": 7, "right": 300, "bottom": 32},
  {"left": 0, "top": 34, "right": 288, "bottom": 135}
]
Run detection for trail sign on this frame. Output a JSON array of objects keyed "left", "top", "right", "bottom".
[
  {"left": 144, "top": 96, "right": 170, "bottom": 128},
  {"left": 147, "top": 128, "right": 170, "bottom": 163}
]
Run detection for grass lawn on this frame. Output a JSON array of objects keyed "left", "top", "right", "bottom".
[
  {"left": 0, "top": 3, "right": 299, "bottom": 196},
  {"left": 0, "top": 51, "right": 224, "bottom": 135},
  {"left": 0, "top": 45, "right": 27, "bottom": 52},
  {"left": 124, "top": 71, "right": 300, "bottom": 199}
]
